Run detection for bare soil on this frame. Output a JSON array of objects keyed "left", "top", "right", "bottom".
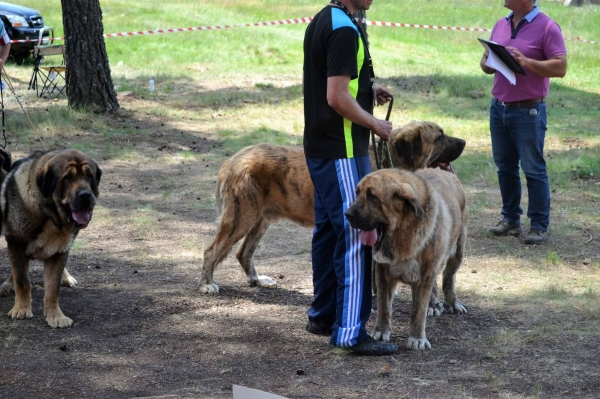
[{"left": 1, "top": 91, "right": 599, "bottom": 399}]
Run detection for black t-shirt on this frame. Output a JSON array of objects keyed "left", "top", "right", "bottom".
[{"left": 303, "top": 6, "right": 374, "bottom": 159}]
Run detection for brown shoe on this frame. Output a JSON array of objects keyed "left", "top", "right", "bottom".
[
  {"left": 488, "top": 220, "right": 521, "bottom": 237},
  {"left": 523, "top": 229, "right": 548, "bottom": 245}
]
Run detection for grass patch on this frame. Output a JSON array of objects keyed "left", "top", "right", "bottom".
[{"left": 219, "top": 126, "right": 301, "bottom": 154}]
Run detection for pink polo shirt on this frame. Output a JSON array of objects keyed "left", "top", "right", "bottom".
[{"left": 489, "top": 8, "right": 567, "bottom": 102}]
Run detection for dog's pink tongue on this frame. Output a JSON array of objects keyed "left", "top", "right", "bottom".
[
  {"left": 72, "top": 210, "right": 91, "bottom": 225},
  {"left": 360, "top": 229, "right": 378, "bottom": 246}
]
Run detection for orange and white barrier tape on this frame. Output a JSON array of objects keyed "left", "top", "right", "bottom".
[{"left": 10, "top": 18, "right": 599, "bottom": 45}]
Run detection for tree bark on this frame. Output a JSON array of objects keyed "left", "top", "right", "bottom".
[{"left": 60, "top": 0, "right": 119, "bottom": 112}]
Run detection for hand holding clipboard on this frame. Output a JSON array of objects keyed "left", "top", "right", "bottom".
[{"left": 478, "top": 38, "right": 526, "bottom": 85}]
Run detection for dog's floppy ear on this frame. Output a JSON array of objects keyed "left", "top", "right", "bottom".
[
  {"left": 393, "top": 182, "right": 424, "bottom": 219},
  {"left": 0, "top": 148, "right": 12, "bottom": 173},
  {"left": 36, "top": 166, "right": 58, "bottom": 198},
  {"left": 91, "top": 162, "right": 102, "bottom": 198},
  {"left": 393, "top": 131, "right": 422, "bottom": 170},
  {"left": 92, "top": 165, "right": 102, "bottom": 197}
]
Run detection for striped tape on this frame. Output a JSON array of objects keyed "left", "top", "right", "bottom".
[{"left": 10, "top": 18, "right": 599, "bottom": 45}]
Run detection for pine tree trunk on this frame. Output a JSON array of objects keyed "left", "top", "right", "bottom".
[{"left": 60, "top": 0, "right": 119, "bottom": 112}]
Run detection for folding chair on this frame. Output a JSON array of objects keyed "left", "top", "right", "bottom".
[{"left": 28, "top": 44, "right": 67, "bottom": 99}]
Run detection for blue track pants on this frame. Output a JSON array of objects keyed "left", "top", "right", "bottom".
[{"left": 305, "top": 155, "right": 372, "bottom": 347}]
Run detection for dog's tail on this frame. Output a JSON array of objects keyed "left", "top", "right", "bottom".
[
  {"left": 215, "top": 176, "right": 226, "bottom": 220},
  {"left": 214, "top": 160, "right": 258, "bottom": 225}
]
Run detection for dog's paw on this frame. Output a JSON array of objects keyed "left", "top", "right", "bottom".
[
  {"left": 370, "top": 325, "right": 392, "bottom": 342},
  {"left": 444, "top": 299, "right": 468, "bottom": 314},
  {"left": 427, "top": 302, "right": 444, "bottom": 317},
  {"left": 46, "top": 312, "right": 73, "bottom": 328},
  {"left": 256, "top": 275, "right": 277, "bottom": 287},
  {"left": 0, "top": 281, "right": 14, "bottom": 297},
  {"left": 406, "top": 336, "right": 431, "bottom": 350},
  {"left": 8, "top": 305, "right": 33, "bottom": 319},
  {"left": 198, "top": 282, "right": 220, "bottom": 294},
  {"left": 61, "top": 274, "right": 78, "bottom": 288}
]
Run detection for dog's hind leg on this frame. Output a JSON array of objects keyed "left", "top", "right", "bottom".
[
  {"left": 442, "top": 229, "right": 468, "bottom": 314},
  {"left": 200, "top": 207, "right": 259, "bottom": 294},
  {"left": 235, "top": 218, "right": 276, "bottom": 287},
  {"left": 428, "top": 280, "right": 444, "bottom": 317},
  {"left": 0, "top": 269, "right": 15, "bottom": 296},
  {"left": 61, "top": 268, "right": 78, "bottom": 287}
]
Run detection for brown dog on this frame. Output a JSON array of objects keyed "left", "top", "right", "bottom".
[
  {"left": 199, "top": 121, "right": 465, "bottom": 293},
  {"left": 345, "top": 168, "right": 468, "bottom": 350},
  {"left": 0, "top": 150, "right": 101, "bottom": 328}
]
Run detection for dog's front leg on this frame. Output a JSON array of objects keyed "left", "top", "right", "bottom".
[
  {"left": 407, "top": 273, "right": 436, "bottom": 350},
  {"left": 6, "top": 243, "right": 33, "bottom": 319},
  {"left": 43, "top": 252, "right": 73, "bottom": 328},
  {"left": 371, "top": 263, "right": 397, "bottom": 342}
]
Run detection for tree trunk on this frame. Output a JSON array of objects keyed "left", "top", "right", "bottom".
[{"left": 60, "top": 0, "right": 119, "bottom": 112}]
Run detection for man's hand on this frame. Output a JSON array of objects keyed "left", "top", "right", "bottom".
[
  {"left": 480, "top": 50, "right": 495, "bottom": 74},
  {"left": 375, "top": 86, "right": 393, "bottom": 106},
  {"left": 507, "top": 46, "right": 527, "bottom": 66},
  {"left": 327, "top": 76, "right": 393, "bottom": 141},
  {"left": 372, "top": 118, "right": 392, "bottom": 142},
  {"left": 506, "top": 46, "right": 567, "bottom": 78}
]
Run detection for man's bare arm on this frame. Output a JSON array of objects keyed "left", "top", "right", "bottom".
[
  {"left": 507, "top": 47, "right": 567, "bottom": 78},
  {"left": 326, "top": 75, "right": 392, "bottom": 141},
  {"left": 0, "top": 43, "right": 10, "bottom": 67}
]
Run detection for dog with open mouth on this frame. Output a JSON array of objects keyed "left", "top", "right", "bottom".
[
  {"left": 0, "top": 149, "right": 101, "bottom": 328},
  {"left": 199, "top": 121, "right": 466, "bottom": 294},
  {"left": 345, "top": 167, "right": 468, "bottom": 350}
]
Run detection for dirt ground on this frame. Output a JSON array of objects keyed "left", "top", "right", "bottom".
[{"left": 0, "top": 91, "right": 599, "bottom": 399}]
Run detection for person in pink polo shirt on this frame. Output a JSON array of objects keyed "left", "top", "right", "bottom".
[{"left": 480, "top": 0, "right": 567, "bottom": 245}]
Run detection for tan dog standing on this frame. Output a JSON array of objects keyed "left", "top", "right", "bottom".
[
  {"left": 199, "top": 121, "right": 465, "bottom": 294},
  {"left": 345, "top": 168, "right": 468, "bottom": 350},
  {"left": 0, "top": 150, "right": 101, "bottom": 328}
]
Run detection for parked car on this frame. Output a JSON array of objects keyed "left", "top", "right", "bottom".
[{"left": 0, "top": 1, "right": 53, "bottom": 57}]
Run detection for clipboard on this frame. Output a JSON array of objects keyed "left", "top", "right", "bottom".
[{"left": 478, "top": 38, "right": 527, "bottom": 76}]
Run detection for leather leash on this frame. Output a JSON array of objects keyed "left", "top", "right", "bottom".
[{"left": 371, "top": 95, "right": 394, "bottom": 170}]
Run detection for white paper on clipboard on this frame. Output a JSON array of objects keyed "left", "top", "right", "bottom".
[
  {"left": 480, "top": 41, "right": 516, "bottom": 85},
  {"left": 232, "top": 385, "right": 290, "bottom": 399}
]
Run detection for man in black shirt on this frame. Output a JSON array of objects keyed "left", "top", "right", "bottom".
[{"left": 303, "top": 0, "right": 397, "bottom": 356}]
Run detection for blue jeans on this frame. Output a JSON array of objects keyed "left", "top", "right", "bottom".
[{"left": 490, "top": 98, "right": 550, "bottom": 232}]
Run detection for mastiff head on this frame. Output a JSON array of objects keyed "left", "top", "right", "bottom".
[
  {"left": 36, "top": 150, "right": 102, "bottom": 228},
  {"left": 390, "top": 121, "right": 466, "bottom": 171},
  {"left": 345, "top": 169, "right": 429, "bottom": 264}
]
